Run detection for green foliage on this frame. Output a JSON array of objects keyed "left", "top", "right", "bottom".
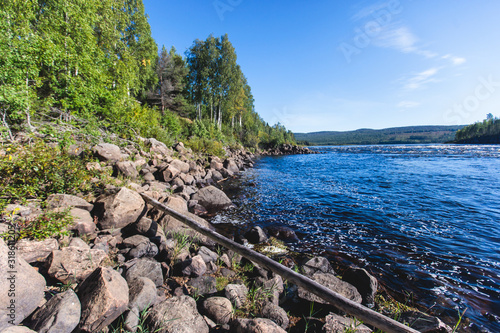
[
  {"left": 455, "top": 115, "right": 500, "bottom": 143},
  {"left": 185, "top": 137, "right": 225, "bottom": 158},
  {"left": 1, "top": 208, "right": 74, "bottom": 241},
  {"left": 0, "top": 141, "right": 99, "bottom": 203}
]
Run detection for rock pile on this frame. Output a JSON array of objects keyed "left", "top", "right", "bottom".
[{"left": 0, "top": 140, "right": 451, "bottom": 332}]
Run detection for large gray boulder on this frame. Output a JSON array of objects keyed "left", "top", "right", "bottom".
[
  {"left": 1, "top": 327, "right": 37, "bottom": 333},
  {"left": 202, "top": 297, "right": 233, "bottom": 325},
  {"left": 170, "top": 159, "right": 190, "bottom": 174},
  {"left": 298, "top": 272, "right": 362, "bottom": 304},
  {"left": 46, "top": 194, "right": 93, "bottom": 212},
  {"left": 94, "top": 187, "right": 146, "bottom": 230},
  {"left": 28, "top": 289, "right": 81, "bottom": 333},
  {"left": 116, "top": 161, "right": 139, "bottom": 179},
  {"left": 0, "top": 239, "right": 46, "bottom": 330},
  {"left": 181, "top": 255, "right": 207, "bottom": 277},
  {"left": 68, "top": 208, "right": 96, "bottom": 236},
  {"left": 76, "top": 267, "right": 129, "bottom": 333},
  {"left": 261, "top": 303, "right": 289, "bottom": 330},
  {"left": 224, "top": 284, "right": 248, "bottom": 309},
  {"left": 93, "top": 143, "right": 122, "bottom": 162},
  {"left": 190, "top": 186, "right": 233, "bottom": 213},
  {"left": 301, "top": 256, "right": 334, "bottom": 277},
  {"left": 146, "top": 296, "right": 209, "bottom": 333},
  {"left": 122, "top": 258, "right": 164, "bottom": 287},
  {"left": 123, "top": 277, "right": 158, "bottom": 332},
  {"left": 342, "top": 267, "right": 378, "bottom": 307},
  {"left": 46, "top": 247, "right": 108, "bottom": 284},
  {"left": 17, "top": 238, "right": 59, "bottom": 263}
]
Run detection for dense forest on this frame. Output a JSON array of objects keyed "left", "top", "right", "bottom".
[
  {"left": 295, "top": 125, "right": 464, "bottom": 146},
  {"left": 0, "top": 0, "right": 295, "bottom": 151},
  {"left": 454, "top": 114, "right": 500, "bottom": 144}
]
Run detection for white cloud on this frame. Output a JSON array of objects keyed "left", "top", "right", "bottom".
[
  {"left": 403, "top": 67, "right": 441, "bottom": 90},
  {"left": 442, "top": 54, "right": 466, "bottom": 65},
  {"left": 351, "top": 1, "right": 394, "bottom": 21},
  {"left": 397, "top": 101, "right": 420, "bottom": 108},
  {"left": 373, "top": 25, "right": 438, "bottom": 58}
]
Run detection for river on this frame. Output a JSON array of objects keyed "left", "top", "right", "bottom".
[{"left": 211, "top": 144, "right": 500, "bottom": 332}]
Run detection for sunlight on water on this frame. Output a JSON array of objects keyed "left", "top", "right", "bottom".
[{"left": 213, "top": 144, "right": 500, "bottom": 332}]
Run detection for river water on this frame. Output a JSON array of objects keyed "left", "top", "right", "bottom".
[{"left": 211, "top": 145, "right": 500, "bottom": 332}]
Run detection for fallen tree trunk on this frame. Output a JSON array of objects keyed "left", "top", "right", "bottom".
[{"left": 140, "top": 193, "right": 420, "bottom": 333}]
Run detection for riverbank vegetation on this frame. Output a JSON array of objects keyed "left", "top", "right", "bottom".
[
  {"left": 454, "top": 113, "right": 500, "bottom": 143},
  {"left": 0, "top": 0, "right": 295, "bottom": 152}
]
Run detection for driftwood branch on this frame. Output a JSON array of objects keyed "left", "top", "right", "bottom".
[{"left": 140, "top": 193, "right": 420, "bottom": 333}]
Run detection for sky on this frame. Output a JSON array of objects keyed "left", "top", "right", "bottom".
[{"left": 143, "top": 0, "right": 500, "bottom": 133}]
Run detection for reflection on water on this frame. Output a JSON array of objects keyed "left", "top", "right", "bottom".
[{"left": 212, "top": 145, "right": 500, "bottom": 332}]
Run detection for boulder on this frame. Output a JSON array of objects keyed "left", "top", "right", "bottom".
[
  {"left": 170, "top": 159, "right": 190, "bottom": 173},
  {"left": 187, "top": 276, "right": 217, "bottom": 296},
  {"left": 94, "top": 187, "right": 145, "bottom": 230},
  {"left": 230, "top": 318, "right": 286, "bottom": 333},
  {"left": 323, "top": 313, "right": 372, "bottom": 333},
  {"left": 181, "top": 255, "right": 207, "bottom": 277},
  {"left": 265, "top": 226, "right": 299, "bottom": 242},
  {"left": 202, "top": 297, "right": 233, "bottom": 325},
  {"left": 190, "top": 186, "right": 233, "bottom": 213},
  {"left": 224, "top": 284, "right": 248, "bottom": 309},
  {"left": 17, "top": 238, "right": 59, "bottom": 263},
  {"left": 122, "top": 235, "right": 158, "bottom": 259},
  {"left": 46, "top": 194, "right": 93, "bottom": 212},
  {"left": 298, "top": 272, "right": 362, "bottom": 304},
  {"left": 28, "top": 289, "right": 81, "bottom": 333},
  {"left": 301, "top": 256, "right": 334, "bottom": 277},
  {"left": 122, "top": 258, "right": 164, "bottom": 287},
  {"left": 160, "top": 165, "right": 180, "bottom": 182},
  {"left": 68, "top": 237, "right": 90, "bottom": 249},
  {"left": 68, "top": 208, "right": 96, "bottom": 236},
  {"left": 198, "top": 246, "right": 219, "bottom": 264},
  {"left": 46, "top": 247, "right": 108, "bottom": 284},
  {"left": 1, "top": 327, "right": 37, "bottom": 333},
  {"left": 260, "top": 303, "right": 289, "bottom": 330},
  {"left": 146, "top": 138, "right": 172, "bottom": 156},
  {"left": 0, "top": 239, "right": 46, "bottom": 330},
  {"left": 76, "top": 267, "right": 129, "bottom": 333},
  {"left": 210, "top": 160, "right": 223, "bottom": 170},
  {"left": 93, "top": 143, "right": 122, "bottom": 162},
  {"left": 115, "top": 161, "right": 139, "bottom": 179},
  {"left": 123, "top": 277, "right": 158, "bottom": 332},
  {"left": 399, "top": 311, "right": 453, "bottom": 333},
  {"left": 245, "top": 226, "right": 268, "bottom": 244},
  {"left": 146, "top": 296, "right": 209, "bottom": 333},
  {"left": 224, "top": 159, "right": 240, "bottom": 174},
  {"left": 342, "top": 267, "right": 378, "bottom": 307}
]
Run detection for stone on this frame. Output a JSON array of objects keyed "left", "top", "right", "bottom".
[
  {"left": 131, "top": 217, "right": 158, "bottom": 238},
  {"left": 0, "top": 239, "right": 46, "bottom": 330},
  {"left": 298, "top": 272, "right": 362, "bottom": 304},
  {"left": 187, "top": 276, "right": 217, "bottom": 296},
  {"left": 182, "top": 255, "right": 207, "bottom": 277},
  {"left": 144, "top": 172, "right": 155, "bottom": 182},
  {"left": 220, "top": 253, "right": 231, "bottom": 267},
  {"left": 260, "top": 303, "right": 289, "bottom": 330},
  {"left": 17, "top": 238, "right": 58, "bottom": 263},
  {"left": 68, "top": 237, "right": 90, "bottom": 249},
  {"left": 210, "top": 160, "right": 223, "bottom": 170},
  {"left": 46, "top": 194, "right": 93, "bottom": 212},
  {"left": 93, "top": 143, "right": 122, "bottom": 162},
  {"left": 190, "top": 185, "right": 233, "bottom": 213},
  {"left": 46, "top": 247, "right": 108, "bottom": 284},
  {"left": 94, "top": 187, "right": 146, "bottom": 230},
  {"left": 224, "top": 158, "right": 240, "bottom": 174},
  {"left": 161, "top": 165, "right": 180, "bottom": 182},
  {"left": 323, "top": 313, "right": 372, "bottom": 333},
  {"left": 122, "top": 258, "right": 164, "bottom": 287},
  {"left": 342, "top": 267, "right": 378, "bottom": 307},
  {"left": 202, "top": 297, "right": 233, "bottom": 325},
  {"left": 170, "top": 159, "right": 190, "bottom": 173},
  {"left": 28, "top": 289, "right": 81, "bottom": 333},
  {"left": 265, "top": 226, "right": 299, "bottom": 242},
  {"left": 68, "top": 208, "right": 96, "bottom": 235},
  {"left": 224, "top": 284, "right": 248, "bottom": 309},
  {"left": 116, "top": 161, "right": 139, "bottom": 179},
  {"left": 123, "top": 277, "right": 158, "bottom": 332},
  {"left": 179, "top": 173, "right": 195, "bottom": 185},
  {"left": 76, "top": 267, "right": 129, "bottom": 333},
  {"left": 146, "top": 138, "right": 172, "bottom": 156},
  {"left": 256, "top": 275, "right": 284, "bottom": 305},
  {"left": 230, "top": 318, "right": 286, "bottom": 333},
  {"left": 198, "top": 246, "right": 218, "bottom": 264},
  {"left": 301, "top": 256, "right": 334, "bottom": 277},
  {"left": 146, "top": 296, "right": 209, "bottom": 333},
  {"left": 399, "top": 311, "right": 453, "bottom": 333},
  {"left": 245, "top": 226, "right": 268, "bottom": 244}
]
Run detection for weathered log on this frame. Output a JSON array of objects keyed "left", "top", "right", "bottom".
[{"left": 140, "top": 193, "right": 419, "bottom": 333}]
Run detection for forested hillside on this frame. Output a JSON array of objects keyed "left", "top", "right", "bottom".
[
  {"left": 295, "top": 125, "right": 464, "bottom": 146},
  {"left": 454, "top": 114, "right": 500, "bottom": 144},
  {"left": 0, "top": 0, "right": 295, "bottom": 151}
]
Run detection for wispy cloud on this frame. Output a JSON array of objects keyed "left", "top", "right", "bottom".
[
  {"left": 351, "top": 1, "right": 394, "bottom": 21},
  {"left": 397, "top": 100, "right": 420, "bottom": 108},
  {"left": 442, "top": 54, "right": 466, "bottom": 66},
  {"left": 403, "top": 67, "right": 441, "bottom": 90},
  {"left": 373, "top": 25, "right": 438, "bottom": 58}
]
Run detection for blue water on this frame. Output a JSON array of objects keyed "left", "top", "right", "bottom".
[{"left": 212, "top": 145, "right": 500, "bottom": 332}]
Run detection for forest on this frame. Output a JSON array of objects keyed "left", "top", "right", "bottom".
[
  {"left": 454, "top": 114, "right": 500, "bottom": 144},
  {"left": 0, "top": 0, "right": 295, "bottom": 151}
]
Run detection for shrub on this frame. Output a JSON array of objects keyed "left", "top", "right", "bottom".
[{"left": 185, "top": 137, "right": 226, "bottom": 158}]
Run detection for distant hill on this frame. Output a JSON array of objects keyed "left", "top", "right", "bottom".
[{"left": 295, "top": 125, "right": 465, "bottom": 146}]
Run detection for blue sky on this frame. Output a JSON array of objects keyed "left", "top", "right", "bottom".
[{"left": 143, "top": 0, "right": 500, "bottom": 132}]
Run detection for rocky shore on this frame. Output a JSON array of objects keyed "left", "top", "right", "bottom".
[{"left": 0, "top": 140, "right": 450, "bottom": 332}]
